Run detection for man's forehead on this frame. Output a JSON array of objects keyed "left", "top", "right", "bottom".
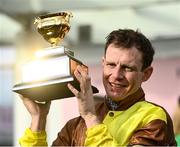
[
  {"left": 106, "top": 46, "right": 142, "bottom": 58},
  {"left": 105, "top": 46, "right": 143, "bottom": 66}
]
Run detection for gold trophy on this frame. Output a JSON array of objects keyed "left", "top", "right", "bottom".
[{"left": 13, "top": 12, "right": 98, "bottom": 102}]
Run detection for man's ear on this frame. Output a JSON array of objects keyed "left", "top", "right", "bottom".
[{"left": 142, "top": 66, "right": 153, "bottom": 82}]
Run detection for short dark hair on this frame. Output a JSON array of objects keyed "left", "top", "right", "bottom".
[{"left": 105, "top": 29, "right": 155, "bottom": 70}]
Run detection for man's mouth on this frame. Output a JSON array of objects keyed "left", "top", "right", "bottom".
[{"left": 109, "top": 82, "right": 126, "bottom": 88}]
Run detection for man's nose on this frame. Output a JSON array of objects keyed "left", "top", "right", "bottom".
[{"left": 112, "top": 66, "right": 124, "bottom": 80}]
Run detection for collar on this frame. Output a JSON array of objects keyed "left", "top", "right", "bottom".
[{"left": 105, "top": 88, "right": 145, "bottom": 111}]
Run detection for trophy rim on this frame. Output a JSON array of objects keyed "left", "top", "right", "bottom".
[{"left": 38, "top": 12, "right": 72, "bottom": 19}]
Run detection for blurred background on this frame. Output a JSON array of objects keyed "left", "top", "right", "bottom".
[{"left": 0, "top": 0, "right": 180, "bottom": 145}]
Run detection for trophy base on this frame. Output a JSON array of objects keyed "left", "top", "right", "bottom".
[{"left": 12, "top": 76, "right": 99, "bottom": 102}]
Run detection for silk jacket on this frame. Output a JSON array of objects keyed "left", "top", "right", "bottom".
[{"left": 52, "top": 88, "right": 176, "bottom": 146}]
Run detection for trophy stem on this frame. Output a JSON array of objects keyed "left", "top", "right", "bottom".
[
  {"left": 51, "top": 38, "right": 62, "bottom": 47},
  {"left": 51, "top": 43, "right": 56, "bottom": 48}
]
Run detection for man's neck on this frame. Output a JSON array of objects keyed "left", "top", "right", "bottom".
[{"left": 105, "top": 88, "right": 145, "bottom": 111}]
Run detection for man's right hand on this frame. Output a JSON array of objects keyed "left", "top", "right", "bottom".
[{"left": 19, "top": 95, "right": 51, "bottom": 132}]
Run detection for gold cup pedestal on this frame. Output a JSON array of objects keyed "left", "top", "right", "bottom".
[{"left": 13, "top": 12, "right": 98, "bottom": 102}]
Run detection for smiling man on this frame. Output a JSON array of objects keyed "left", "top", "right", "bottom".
[{"left": 19, "top": 29, "right": 176, "bottom": 146}]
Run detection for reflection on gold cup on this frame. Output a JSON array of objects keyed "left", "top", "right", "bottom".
[{"left": 34, "top": 12, "right": 73, "bottom": 47}]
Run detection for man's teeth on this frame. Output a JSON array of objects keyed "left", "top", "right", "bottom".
[{"left": 111, "top": 83, "right": 122, "bottom": 88}]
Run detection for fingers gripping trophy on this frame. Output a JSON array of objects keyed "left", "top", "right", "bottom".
[{"left": 13, "top": 12, "right": 98, "bottom": 102}]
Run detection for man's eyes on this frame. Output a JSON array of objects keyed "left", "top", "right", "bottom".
[
  {"left": 124, "top": 67, "right": 134, "bottom": 72},
  {"left": 121, "top": 65, "right": 135, "bottom": 72},
  {"left": 106, "top": 63, "right": 116, "bottom": 68},
  {"left": 106, "top": 63, "right": 135, "bottom": 72}
]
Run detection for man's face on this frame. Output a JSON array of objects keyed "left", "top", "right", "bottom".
[{"left": 102, "top": 44, "right": 151, "bottom": 101}]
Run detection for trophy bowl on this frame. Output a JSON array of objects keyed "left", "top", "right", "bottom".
[{"left": 34, "top": 12, "right": 73, "bottom": 46}]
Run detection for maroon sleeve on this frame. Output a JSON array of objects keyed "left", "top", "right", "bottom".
[
  {"left": 129, "top": 119, "right": 176, "bottom": 146},
  {"left": 52, "top": 116, "right": 86, "bottom": 146}
]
